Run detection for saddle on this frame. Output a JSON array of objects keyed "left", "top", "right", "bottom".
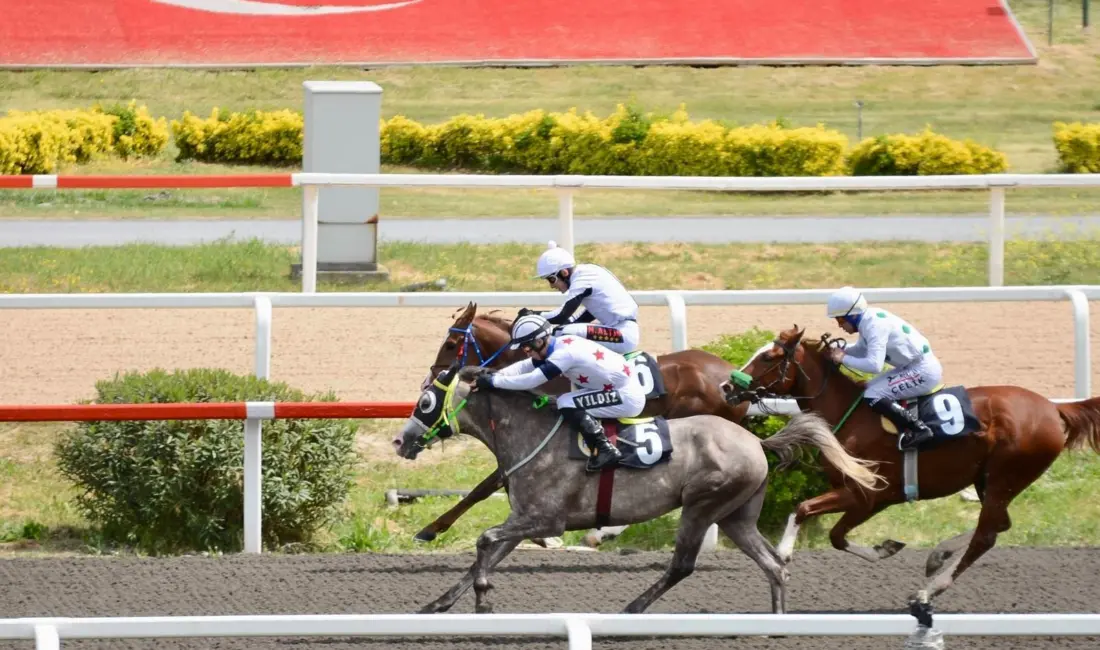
[
  {"left": 566, "top": 415, "right": 674, "bottom": 470},
  {"left": 879, "top": 384, "right": 982, "bottom": 450},
  {"left": 624, "top": 350, "right": 668, "bottom": 401}
]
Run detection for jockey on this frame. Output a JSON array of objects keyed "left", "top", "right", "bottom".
[
  {"left": 476, "top": 313, "right": 646, "bottom": 471},
  {"left": 517, "top": 241, "right": 640, "bottom": 356},
  {"left": 825, "top": 286, "right": 940, "bottom": 451}
]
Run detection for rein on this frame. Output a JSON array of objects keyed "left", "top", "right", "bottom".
[
  {"left": 429, "top": 322, "right": 508, "bottom": 379},
  {"left": 413, "top": 372, "right": 564, "bottom": 478},
  {"left": 739, "top": 334, "right": 862, "bottom": 434},
  {"left": 413, "top": 373, "right": 469, "bottom": 452}
]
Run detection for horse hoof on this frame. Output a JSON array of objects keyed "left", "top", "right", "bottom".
[
  {"left": 418, "top": 602, "right": 450, "bottom": 614},
  {"left": 876, "top": 539, "right": 906, "bottom": 559},
  {"left": 925, "top": 550, "right": 949, "bottom": 577},
  {"left": 476, "top": 603, "right": 494, "bottom": 614},
  {"left": 528, "top": 538, "right": 548, "bottom": 548},
  {"left": 582, "top": 533, "right": 603, "bottom": 548},
  {"left": 414, "top": 530, "right": 437, "bottom": 543}
]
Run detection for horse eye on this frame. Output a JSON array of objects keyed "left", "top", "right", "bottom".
[
  {"left": 418, "top": 392, "right": 437, "bottom": 413},
  {"left": 444, "top": 342, "right": 456, "bottom": 350}
]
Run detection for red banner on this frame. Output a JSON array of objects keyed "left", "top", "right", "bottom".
[{"left": 0, "top": 0, "right": 1034, "bottom": 66}]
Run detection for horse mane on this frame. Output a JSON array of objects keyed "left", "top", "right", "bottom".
[
  {"left": 477, "top": 311, "right": 514, "bottom": 330},
  {"left": 800, "top": 332, "right": 866, "bottom": 391}
]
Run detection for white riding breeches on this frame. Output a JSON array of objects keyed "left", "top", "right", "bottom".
[
  {"left": 556, "top": 319, "right": 640, "bottom": 356},
  {"left": 557, "top": 381, "right": 647, "bottom": 420},
  {"left": 863, "top": 354, "right": 944, "bottom": 402}
]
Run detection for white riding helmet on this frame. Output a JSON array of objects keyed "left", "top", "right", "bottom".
[
  {"left": 826, "top": 286, "right": 868, "bottom": 318},
  {"left": 534, "top": 240, "right": 575, "bottom": 279},
  {"left": 509, "top": 313, "right": 553, "bottom": 350}
]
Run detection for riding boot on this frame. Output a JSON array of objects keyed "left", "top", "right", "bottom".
[
  {"left": 868, "top": 397, "right": 934, "bottom": 451},
  {"left": 562, "top": 408, "right": 622, "bottom": 471}
]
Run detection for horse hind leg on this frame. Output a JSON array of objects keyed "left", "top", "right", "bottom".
[
  {"left": 621, "top": 505, "right": 714, "bottom": 614},
  {"left": 718, "top": 481, "right": 789, "bottom": 614}
]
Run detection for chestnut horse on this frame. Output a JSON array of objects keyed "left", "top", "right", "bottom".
[
  {"left": 726, "top": 324, "right": 1100, "bottom": 621},
  {"left": 413, "top": 301, "right": 749, "bottom": 545}
]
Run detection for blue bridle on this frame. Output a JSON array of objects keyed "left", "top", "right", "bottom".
[{"left": 448, "top": 323, "right": 508, "bottom": 368}]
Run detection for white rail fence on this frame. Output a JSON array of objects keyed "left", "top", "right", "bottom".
[
  {"left": 8, "top": 613, "right": 1100, "bottom": 650},
  {"left": 0, "top": 285, "right": 1094, "bottom": 400},
  {"left": 292, "top": 171, "right": 1100, "bottom": 291}
]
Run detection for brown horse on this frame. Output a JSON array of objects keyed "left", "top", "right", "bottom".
[
  {"left": 725, "top": 324, "right": 1100, "bottom": 621},
  {"left": 413, "top": 301, "right": 749, "bottom": 545}
]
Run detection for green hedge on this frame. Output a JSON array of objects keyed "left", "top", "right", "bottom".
[
  {"left": 699, "top": 327, "right": 831, "bottom": 537},
  {"left": 1053, "top": 121, "right": 1100, "bottom": 173},
  {"left": 53, "top": 368, "right": 358, "bottom": 554},
  {"left": 846, "top": 127, "right": 1008, "bottom": 175},
  {"left": 171, "top": 103, "right": 1011, "bottom": 177}
]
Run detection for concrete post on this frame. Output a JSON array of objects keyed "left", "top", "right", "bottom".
[{"left": 293, "top": 80, "right": 389, "bottom": 283}]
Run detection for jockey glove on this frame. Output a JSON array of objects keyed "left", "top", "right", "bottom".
[{"left": 475, "top": 373, "right": 496, "bottom": 391}]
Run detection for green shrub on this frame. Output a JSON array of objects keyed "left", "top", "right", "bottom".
[
  {"left": 700, "top": 327, "right": 831, "bottom": 537},
  {"left": 53, "top": 368, "right": 358, "bottom": 554},
  {"left": 1053, "top": 121, "right": 1100, "bottom": 173},
  {"left": 846, "top": 127, "right": 1009, "bottom": 175},
  {"left": 0, "top": 103, "right": 167, "bottom": 174},
  {"left": 171, "top": 108, "right": 303, "bottom": 166}
]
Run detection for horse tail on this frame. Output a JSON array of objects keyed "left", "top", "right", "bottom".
[
  {"left": 1057, "top": 397, "right": 1100, "bottom": 453},
  {"left": 760, "top": 411, "right": 884, "bottom": 491}
]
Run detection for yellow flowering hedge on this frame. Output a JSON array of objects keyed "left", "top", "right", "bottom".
[
  {"left": 1052, "top": 121, "right": 1100, "bottom": 173},
  {"left": 846, "top": 127, "right": 1008, "bottom": 176},
  {"left": 389, "top": 104, "right": 851, "bottom": 176},
  {"left": 0, "top": 102, "right": 168, "bottom": 175},
  {"left": 176, "top": 104, "right": 851, "bottom": 176},
  {"left": 167, "top": 103, "right": 1014, "bottom": 177},
  {"left": 172, "top": 108, "right": 304, "bottom": 166}
]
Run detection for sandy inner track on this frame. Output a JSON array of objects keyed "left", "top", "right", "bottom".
[
  {"left": 0, "top": 548, "right": 1098, "bottom": 650},
  {"left": 2, "top": 302, "right": 1097, "bottom": 405}
]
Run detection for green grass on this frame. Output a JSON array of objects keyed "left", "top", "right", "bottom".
[
  {"left": 4, "top": 237, "right": 1100, "bottom": 294},
  {"left": 1, "top": 0, "right": 1098, "bottom": 219},
  {"left": 5, "top": 419, "right": 1100, "bottom": 556}
]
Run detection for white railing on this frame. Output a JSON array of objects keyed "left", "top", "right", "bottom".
[
  {"left": 10, "top": 172, "right": 1100, "bottom": 290},
  {"left": 6, "top": 613, "right": 1100, "bottom": 650},
  {"left": 292, "top": 171, "right": 1100, "bottom": 291},
  {"left": 0, "top": 285, "right": 1094, "bottom": 400}
]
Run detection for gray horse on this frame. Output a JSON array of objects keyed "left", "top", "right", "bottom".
[{"left": 392, "top": 364, "right": 882, "bottom": 615}]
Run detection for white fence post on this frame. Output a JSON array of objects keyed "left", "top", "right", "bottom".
[
  {"left": 565, "top": 617, "right": 592, "bottom": 650},
  {"left": 33, "top": 625, "right": 59, "bottom": 650},
  {"left": 1067, "top": 289, "right": 1092, "bottom": 399},
  {"left": 253, "top": 295, "right": 272, "bottom": 380},
  {"left": 301, "top": 184, "right": 320, "bottom": 293},
  {"left": 243, "top": 414, "right": 264, "bottom": 554},
  {"left": 557, "top": 189, "right": 575, "bottom": 253},
  {"left": 665, "top": 292, "right": 688, "bottom": 351},
  {"left": 988, "top": 187, "right": 1006, "bottom": 287}
]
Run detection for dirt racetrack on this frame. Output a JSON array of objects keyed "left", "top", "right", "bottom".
[
  {"left": 1, "top": 548, "right": 1099, "bottom": 649},
  {"left": 2, "top": 302, "right": 1099, "bottom": 405},
  {"left": 3, "top": 300, "right": 1100, "bottom": 648}
]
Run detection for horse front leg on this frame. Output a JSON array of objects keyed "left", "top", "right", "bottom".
[
  {"left": 414, "top": 470, "right": 505, "bottom": 542},
  {"left": 778, "top": 487, "right": 901, "bottom": 564},
  {"left": 472, "top": 516, "right": 566, "bottom": 614}
]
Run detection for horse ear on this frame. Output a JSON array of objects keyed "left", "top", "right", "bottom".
[
  {"left": 457, "top": 301, "right": 476, "bottom": 324},
  {"left": 793, "top": 324, "right": 806, "bottom": 341}
]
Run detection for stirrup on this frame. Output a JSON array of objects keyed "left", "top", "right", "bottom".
[
  {"left": 586, "top": 449, "right": 621, "bottom": 472},
  {"left": 898, "top": 426, "right": 933, "bottom": 451}
]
